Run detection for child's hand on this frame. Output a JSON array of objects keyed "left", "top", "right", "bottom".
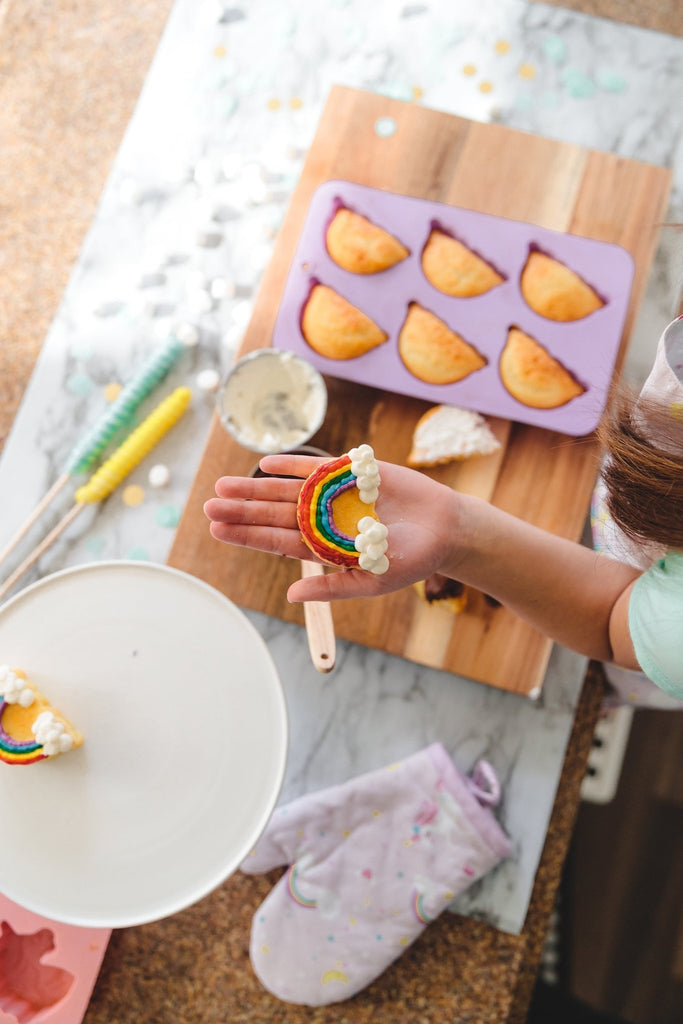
[{"left": 203, "top": 453, "right": 462, "bottom": 602}]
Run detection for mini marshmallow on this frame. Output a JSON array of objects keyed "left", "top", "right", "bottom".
[{"left": 148, "top": 463, "right": 171, "bottom": 488}]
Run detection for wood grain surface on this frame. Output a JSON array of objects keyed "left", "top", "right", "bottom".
[{"left": 168, "top": 85, "right": 670, "bottom": 695}]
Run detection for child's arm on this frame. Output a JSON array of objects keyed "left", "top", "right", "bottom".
[
  {"left": 204, "top": 454, "right": 642, "bottom": 669},
  {"left": 440, "top": 493, "right": 641, "bottom": 668}
]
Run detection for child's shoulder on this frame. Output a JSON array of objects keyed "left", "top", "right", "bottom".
[{"left": 629, "top": 550, "right": 683, "bottom": 702}]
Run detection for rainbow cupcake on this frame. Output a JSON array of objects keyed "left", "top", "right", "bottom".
[
  {"left": 296, "top": 444, "right": 389, "bottom": 574},
  {"left": 0, "top": 667, "right": 83, "bottom": 765}
]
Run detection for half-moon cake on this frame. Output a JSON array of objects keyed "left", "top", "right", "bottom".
[
  {"left": 301, "top": 284, "right": 388, "bottom": 360},
  {"left": 0, "top": 666, "right": 83, "bottom": 765},
  {"left": 407, "top": 404, "right": 501, "bottom": 466},
  {"left": 413, "top": 574, "right": 468, "bottom": 614},
  {"left": 499, "top": 327, "right": 585, "bottom": 408},
  {"left": 296, "top": 444, "right": 389, "bottom": 574},
  {"left": 326, "top": 208, "right": 410, "bottom": 274},
  {"left": 520, "top": 251, "right": 604, "bottom": 321},
  {"left": 398, "top": 304, "right": 487, "bottom": 385},
  {"left": 421, "top": 229, "right": 504, "bottom": 297}
]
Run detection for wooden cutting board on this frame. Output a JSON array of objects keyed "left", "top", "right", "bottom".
[{"left": 168, "top": 85, "right": 670, "bottom": 695}]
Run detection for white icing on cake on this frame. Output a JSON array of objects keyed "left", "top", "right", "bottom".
[
  {"left": 31, "top": 711, "right": 74, "bottom": 756},
  {"left": 0, "top": 666, "right": 35, "bottom": 707},
  {"left": 354, "top": 516, "right": 389, "bottom": 574},
  {"left": 348, "top": 443, "right": 381, "bottom": 503},
  {"left": 408, "top": 405, "right": 500, "bottom": 466}
]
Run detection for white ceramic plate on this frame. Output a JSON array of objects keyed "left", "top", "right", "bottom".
[{"left": 0, "top": 562, "right": 288, "bottom": 927}]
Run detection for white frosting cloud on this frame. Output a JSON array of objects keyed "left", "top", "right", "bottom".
[
  {"left": 0, "top": 666, "right": 35, "bottom": 707},
  {"left": 354, "top": 516, "right": 389, "bottom": 575},
  {"left": 31, "top": 711, "right": 74, "bottom": 756},
  {"left": 348, "top": 443, "right": 381, "bottom": 504}
]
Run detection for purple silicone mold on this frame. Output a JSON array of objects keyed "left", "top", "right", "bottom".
[{"left": 271, "top": 180, "right": 635, "bottom": 436}]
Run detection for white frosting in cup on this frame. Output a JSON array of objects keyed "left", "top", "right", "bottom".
[{"left": 218, "top": 349, "right": 327, "bottom": 453}]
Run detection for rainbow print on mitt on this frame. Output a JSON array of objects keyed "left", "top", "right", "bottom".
[{"left": 241, "top": 743, "right": 511, "bottom": 1006}]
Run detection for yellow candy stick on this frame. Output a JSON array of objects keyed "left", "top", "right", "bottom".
[
  {"left": 75, "top": 387, "right": 192, "bottom": 503},
  {"left": 0, "top": 388, "right": 192, "bottom": 603}
]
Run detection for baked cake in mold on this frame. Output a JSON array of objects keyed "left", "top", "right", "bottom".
[
  {"left": 421, "top": 228, "right": 505, "bottom": 297},
  {"left": 0, "top": 666, "right": 82, "bottom": 765},
  {"left": 301, "top": 284, "right": 388, "bottom": 360},
  {"left": 326, "top": 207, "right": 410, "bottom": 274},
  {"left": 296, "top": 444, "right": 389, "bottom": 574},
  {"left": 520, "top": 250, "right": 605, "bottom": 322},
  {"left": 272, "top": 179, "right": 634, "bottom": 436},
  {"left": 500, "top": 327, "right": 585, "bottom": 409},
  {"left": 398, "top": 303, "right": 487, "bottom": 385}
]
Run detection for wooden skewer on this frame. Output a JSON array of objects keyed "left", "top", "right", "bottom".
[
  {"left": 0, "top": 503, "right": 84, "bottom": 603},
  {"left": 0, "top": 387, "right": 193, "bottom": 604},
  {"left": 0, "top": 473, "right": 71, "bottom": 569},
  {"left": 0, "top": 336, "right": 185, "bottom": 574},
  {"left": 300, "top": 560, "right": 336, "bottom": 673}
]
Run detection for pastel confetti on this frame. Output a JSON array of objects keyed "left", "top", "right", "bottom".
[
  {"left": 104, "top": 382, "right": 123, "bottom": 402},
  {"left": 126, "top": 545, "right": 150, "bottom": 561},
  {"left": 462, "top": 64, "right": 477, "bottom": 77},
  {"left": 374, "top": 117, "right": 397, "bottom": 138},
  {"left": 561, "top": 67, "right": 596, "bottom": 98},
  {"left": 378, "top": 82, "right": 413, "bottom": 102},
  {"left": 70, "top": 340, "right": 95, "bottom": 361},
  {"left": 494, "top": 40, "right": 510, "bottom": 55},
  {"left": 122, "top": 484, "right": 146, "bottom": 507},
  {"left": 542, "top": 35, "right": 566, "bottom": 64},
  {"left": 84, "top": 536, "right": 106, "bottom": 556},
  {"left": 595, "top": 69, "right": 627, "bottom": 93},
  {"left": 155, "top": 504, "right": 182, "bottom": 528},
  {"left": 518, "top": 63, "right": 536, "bottom": 79},
  {"left": 66, "top": 372, "right": 94, "bottom": 398},
  {"left": 479, "top": 81, "right": 493, "bottom": 93}
]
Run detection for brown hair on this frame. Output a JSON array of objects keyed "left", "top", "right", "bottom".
[{"left": 598, "top": 385, "right": 683, "bottom": 550}]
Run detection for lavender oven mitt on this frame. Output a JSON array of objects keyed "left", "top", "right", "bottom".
[{"left": 240, "top": 742, "right": 511, "bottom": 1006}]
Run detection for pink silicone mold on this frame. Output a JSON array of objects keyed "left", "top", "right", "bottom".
[
  {"left": 272, "top": 180, "right": 635, "bottom": 436},
  {"left": 0, "top": 894, "right": 110, "bottom": 1024}
]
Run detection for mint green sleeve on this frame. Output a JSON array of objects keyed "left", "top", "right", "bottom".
[{"left": 629, "top": 552, "right": 683, "bottom": 701}]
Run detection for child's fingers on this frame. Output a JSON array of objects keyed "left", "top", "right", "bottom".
[
  {"left": 213, "top": 475, "right": 302, "bottom": 502},
  {"left": 286, "top": 566, "right": 389, "bottom": 603},
  {"left": 258, "top": 454, "right": 328, "bottom": 479},
  {"left": 208, "top": 520, "right": 311, "bottom": 560},
  {"left": 204, "top": 496, "right": 297, "bottom": 530}
]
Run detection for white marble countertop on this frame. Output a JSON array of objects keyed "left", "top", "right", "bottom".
[{"left": 1, "top": 0, "right": 682, "bottom": 936}]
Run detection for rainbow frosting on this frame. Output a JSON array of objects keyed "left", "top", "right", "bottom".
[
  {"left": 0, "top": 666, "right": 83, "bottom": 766},
  {"left": 296, "top": 444, "right": 389, "bottom": 573}
]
